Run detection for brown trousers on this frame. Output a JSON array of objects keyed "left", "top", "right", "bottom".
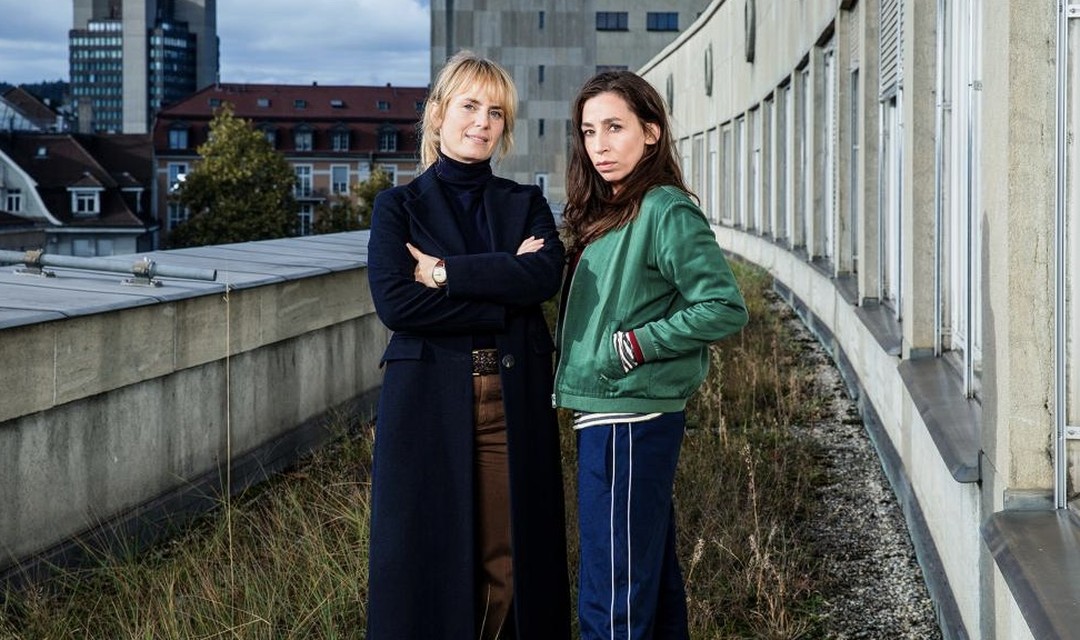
[{"left": 473, "top": 373, "right": 514, "bottom": 640}]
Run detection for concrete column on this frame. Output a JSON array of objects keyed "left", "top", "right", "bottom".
[
  {"left": 900, "top": 0, "right": 938, "bottom": 358},
  {"left": 979, "top": 0, "right": 1056, "bottom": 495}
]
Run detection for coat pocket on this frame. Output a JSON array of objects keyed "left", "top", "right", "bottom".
[{"left": 379, "top": 335, "right": 426, "bottom": 367}]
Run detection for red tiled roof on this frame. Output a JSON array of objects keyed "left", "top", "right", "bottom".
[
  {"left": 0, "top": 133, "right": 150, "bottom": 228},
  {"left": 158, "top": 83, "right": 428, "bottom": 122},
  {"left": 2, "top": 87, "right": 59, "bottom": 128}
]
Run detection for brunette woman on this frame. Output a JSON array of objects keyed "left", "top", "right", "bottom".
[{"left": 554, "top": 70, "right": 749, "bottom": 639}]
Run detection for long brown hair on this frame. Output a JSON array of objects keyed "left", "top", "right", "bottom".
[
  {"left": 563, "top": 71, "right": 692, "bottom": 249},
  {"left": 420, "top": 51, "right": 518, "bottom": 169}
]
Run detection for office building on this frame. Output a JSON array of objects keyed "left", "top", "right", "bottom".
[
  {"left": 153, "top": 82, "right": 427, "bottom": 241},
  {"left": 70, "top": 0, "right": 218, "bottom": 134},
  {"left": 430, "top": 1, "right": 711, "bottom": 205}
]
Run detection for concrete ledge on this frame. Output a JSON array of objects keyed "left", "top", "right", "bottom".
[
  {"left": 982, "top": 510, "right": 1080, "bottom": 640},
  {"left": 0, "top": 232, "right": 390, "bottom": 582},
  {"left": 898, "top": 358, "right": 981, "bottom": 483},
  {"left": 0, "top": 388, "right": 379, "bottom": 593}
]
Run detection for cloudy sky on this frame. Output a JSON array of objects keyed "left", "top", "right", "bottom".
[{"left": 0, "top": 0, "right": 432, "bottom": 87}]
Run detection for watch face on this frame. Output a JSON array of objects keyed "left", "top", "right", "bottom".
[{"left": 433, "top": 265, "right": 447, "bottom": 284}]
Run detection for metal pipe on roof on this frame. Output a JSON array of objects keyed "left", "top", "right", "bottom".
[{"left": 0, "top": 249, "right": 217, "bottom": 282}]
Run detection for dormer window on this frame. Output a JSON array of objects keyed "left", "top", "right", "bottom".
[
  {"left": 35, "top": 146, "right": 47, "bottom": 158},
  {"left": 4, "top": 188, "right": 22, "bottom": 212},
  {"left": 331, "top": 127, "right": 350, "bottom": 152},
  {"left": 379, "top": 128, "right": 398, "bottom": 152},
  {"left": 168, "top": 124, "right": 189, "bottom": 150},
  {"left": 294, "top": 99, "right": 307, "bottom": 109},
  {"left": 71, "top": 188, "right": 102, "bottom": 216},
  {"left": 258, "top": 124, "right": 277, "bottom": 148},
  {"left": 208, "top": 98, "right": 222, "bottom": 108},
  {"left": 377, "top": 100, "right": 390, "bottom": 111},
  {"left": 257, "top": 97, "right": 271, "bottom": 108},
  {"left": 294, "top": 125, "right": 313, "bottom": 151},
  {"left": 330, "top": 99, "right": 345, "bottom": 108}
]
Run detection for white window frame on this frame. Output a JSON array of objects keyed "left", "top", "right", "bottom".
[
  {"left": 295, "top": 165, "right": 313, "bottom": 198},
  {"left": 297, "top": 203, "right": 314, "bottom": 236},
  {"left": 294, "top": 129, "right": 313, "bottom": 152},
  {"left": 71, "top": 189, "right": 101, "bottom": 216},
  {"left": 331, "top": 164, "right": 350, "bottom": 195},
  {"left": 5, "top": 188, "right": 21, "bottom": 213},
  {"left": 823, "top": 46, "right": 838, "bottom": 264}
]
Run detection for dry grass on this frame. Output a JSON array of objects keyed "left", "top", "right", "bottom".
[{"left": 1, "top": 260, "right": 828, "bottom": 639}]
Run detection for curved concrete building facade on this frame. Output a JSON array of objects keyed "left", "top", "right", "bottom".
[{"left": 640, "top": 1, "right": 1079, "bottom": 638}]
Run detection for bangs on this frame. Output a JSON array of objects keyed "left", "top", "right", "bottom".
[{"left": 441, "top": 62, "right": 517, "bottom": 128}]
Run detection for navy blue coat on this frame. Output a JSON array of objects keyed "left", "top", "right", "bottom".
[{"left": 365, "top": 165, "right": 571, "bottom": 639}]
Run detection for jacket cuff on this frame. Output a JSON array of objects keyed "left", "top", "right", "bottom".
[{"left": 627, "top": 329, "right": 646, "bottom": 363}]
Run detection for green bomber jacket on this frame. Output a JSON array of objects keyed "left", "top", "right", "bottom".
[{"left": 554, "top": 185, "right": 749, "bottom": 414}]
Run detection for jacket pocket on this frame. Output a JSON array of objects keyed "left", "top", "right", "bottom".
[
  {"left": 379, "top": 335, "right": 425, "bottom": 367},
  {"left": 596, "top": 323, "right": 628, "bottom": 381}
]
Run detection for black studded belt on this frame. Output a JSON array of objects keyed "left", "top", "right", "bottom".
[{"left": 472, "top": 348, "right": 499, "bottom": 376}]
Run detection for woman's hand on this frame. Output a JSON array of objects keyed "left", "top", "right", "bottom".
[
  {"left": 516, "top": 236, "right": 544, "bottom": 255},
  {"left": 406, "top": 242, "right": 441, "bottom": 288}
]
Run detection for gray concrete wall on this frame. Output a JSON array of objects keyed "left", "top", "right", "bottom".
[
  {"left": 0, "top": 232, "right": 389, "bottom": 580},
  {"left": 639, "top": 0, "right": 1073, "bottom": 637}
]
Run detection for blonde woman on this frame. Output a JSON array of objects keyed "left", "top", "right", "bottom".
[{"left": 365, "top": 51, "right": 570, "bottom": 640}]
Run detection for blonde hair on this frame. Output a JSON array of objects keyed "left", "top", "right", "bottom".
[{"left": 420, "top": 51, "right": 517, "bottom": 169}]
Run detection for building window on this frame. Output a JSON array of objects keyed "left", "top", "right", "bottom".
[
  {"left": 331, "top": 165, "right": 350, "bottom": 195},
  {"left": 294, "top": 99, "right": 307, "bottom": 109},
  {"left": 379, "top": 164, "right": 398, "bottom": 185},
  {"left": 539, "top": 65, "right": 545, "bottom": 84},
  {"left": 646, "top": 12, "right": 678, "bottom": 31},
  {"left": 72, "top": 190, "right": 100, "bottom": 216},
  {"left": 379, "top": 130, "right": 398, "bottom": 152},
  {"left": 535, "top": 173, "right": 549, "bottom": 198},
  {"left": 332, "top": 129, "right": 350, "bottom": 152},
  {"left": 262, "top": 127, "right": 277, "bottom": 148},
  {"left": 538, "top": 119, "right": 545, "bottom": 137},
  {"left": 596, "top": 65, "right": 629, "bottom": 74},
  {"left": 596, "top": 11, "right": 629, "bottom": 31},
  {"left": 167, "top": 202, "right": 188, "bottom": 229},
  {"left": 377, "top": 100, "right": 390, "bottom": 111},
  {"left": 539, "top": 10, "right": 545, "bottom": 29},
  {"left": 330, "top": 99, "right": 345, "bottom": 108},
  {"left": 5, "top": 189, "right": 21, "bottom": 212},
  {"left": 295, "top": 165, "right": 313, "bottom": 198},
  {"left": 257, "top": 97, "right": 271, "bottom": 108},
  {"left": 208, "top": 97, "right": 222, "bottom": 108},
  {"left": 294, "top": 129, "right": 313, "bottom": 151},
  {"left": 73, "top": 238, "right": 95, "bottom": 257},
  {"left": 168, "top": 126, "right": 188, "bottom": 149},
  {"left": 297, "top": 203, "right": 314, "bottom": 236}
]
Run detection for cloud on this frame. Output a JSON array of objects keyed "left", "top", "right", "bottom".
[
  {"left": 219, "top": 0, "right": 431, "bottom": 86},
  {"left": 0, "top": 4, "right": 72, "bottom": 84},
  {"left": 0, "top": 0, "right": 430, "bottom": 87}
]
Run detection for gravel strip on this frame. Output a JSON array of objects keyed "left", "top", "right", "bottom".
[{"left": 783, "top": 312, "right": 943, "bottom": 639}]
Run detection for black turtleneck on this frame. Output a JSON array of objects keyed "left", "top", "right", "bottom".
[{"left": 434, "top": 152, "right": 493, "bottom": 253}]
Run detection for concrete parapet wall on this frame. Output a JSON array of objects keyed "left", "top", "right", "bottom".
[{"left": 0, "top": 232, "right": 389, "bottom": 580}]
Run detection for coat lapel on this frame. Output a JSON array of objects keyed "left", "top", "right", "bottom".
[
  {"left": 484, "top": 180, "right": 529, "bottom": 254},
  {"left": 403, "top": 167, "right": 468, "bottom": 256}
]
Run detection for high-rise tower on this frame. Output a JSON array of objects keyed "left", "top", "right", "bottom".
[{"left": 70, "top": 0, "right": 218, "bottom": 134}]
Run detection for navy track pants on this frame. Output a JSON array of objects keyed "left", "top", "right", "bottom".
[{"left": 576, "top": 412, "right": 690, "bottom": 640}]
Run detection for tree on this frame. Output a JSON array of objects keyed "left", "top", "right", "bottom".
[
  {"left": 168, "top": 104, "right": 297, "bottom": 248},
  {"left": 312, "top": 167, "right": 393, "bottom": 234}
]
